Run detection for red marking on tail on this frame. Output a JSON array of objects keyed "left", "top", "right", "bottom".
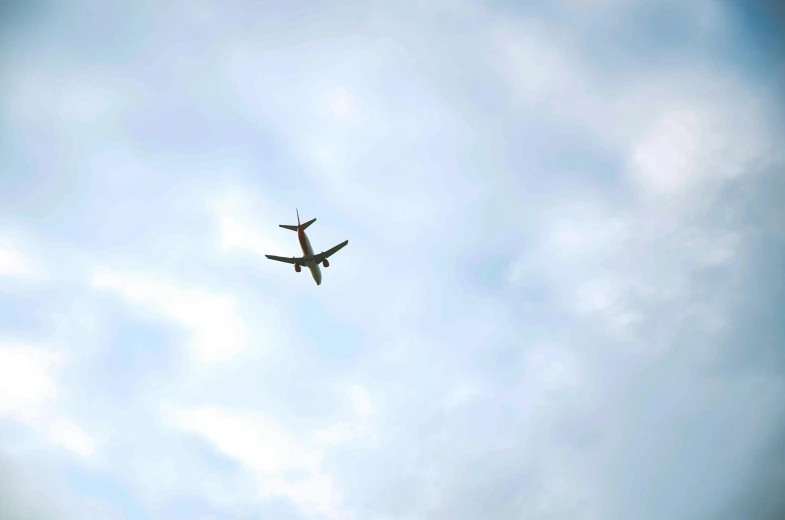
[{"left": 296, "top": 209, "right": 307, "bottom": 252}]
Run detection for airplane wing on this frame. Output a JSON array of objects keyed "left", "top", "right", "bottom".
[
  {"left": 265, "top": 240, "right": 348, "bottom": 266},
  {"left": 312, "top": 240, "right": 349, "bottom": 262},
  {"left": 265, "top": 254, "right": 306, "bottom": 266}
]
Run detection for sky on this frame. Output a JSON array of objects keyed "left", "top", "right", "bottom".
[{"left": 1, "top": 0, "right": 784, "bottom": 519}]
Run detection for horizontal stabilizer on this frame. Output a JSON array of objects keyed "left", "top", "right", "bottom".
[{"left": 279, "top": 217, "right": 316, "bottom": 231}]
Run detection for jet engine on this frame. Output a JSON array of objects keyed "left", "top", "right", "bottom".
[
  {"left": 294, "top": 264, "right": 301, "bottom": 273},
  {"left": 323, "top": 259, "right": 330, "bottom": 267}
]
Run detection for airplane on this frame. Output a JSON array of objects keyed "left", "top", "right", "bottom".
[{"left": 265, "top": 209, "right": 349, "bottom": 286}]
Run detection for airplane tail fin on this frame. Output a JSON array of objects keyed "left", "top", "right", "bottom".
[{"left": 279, "top": 209, "right": 316, "bottom": 231}]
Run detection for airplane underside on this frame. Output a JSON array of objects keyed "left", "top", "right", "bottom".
[{"left": 265, "top": 209, "right": 347, "bottom": 286}]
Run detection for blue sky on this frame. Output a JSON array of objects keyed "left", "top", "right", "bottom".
[{"left": 1, "top": 0, "right": 784, "bottom": 519}]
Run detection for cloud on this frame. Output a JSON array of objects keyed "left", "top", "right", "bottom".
[
  {"left": 90, "top": 270, "right": 250, "bottom": 364},
  {"left": 215, "top": 189, "right": 298, "bottom": 261},
  {"left": 0, "top": 455, "right": 62, "bottom": 520},
  {"left": 47, "top": 417, "right": 97, "bottom": 458},
  {"left": 166, "top": 403, "right": 354, "bottom": 519},
  {"left": 1, "top": 0, "right": 784, "bottom": 519},
  {"left": 626, "top": 89, "right": 775, "bottom": 208},
  {"left": 0, "top": 242, "right": 38, "bottom": 278},
  {"left": 0, "top": 343, "right": 60, "bottom": 421}
]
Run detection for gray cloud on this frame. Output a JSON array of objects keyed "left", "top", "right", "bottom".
[{"left": 0, "top": 456, "right": 53, "bottom": 520}]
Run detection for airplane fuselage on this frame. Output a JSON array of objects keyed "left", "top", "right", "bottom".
[{"left": 298, "top": 227, "right": 322, "bottom": 285}]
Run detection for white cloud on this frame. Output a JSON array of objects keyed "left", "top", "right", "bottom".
[
  {"left": 493, "top": 24, "right": 580, "bottom": 106},
  {"left": 0, "top": 343, "right": 97, "bottom": 460},
  {"left": 220, "top": 213, "right": 283, "bottom": 257},
  {"left": 91, "top": 270, "right": 249, "bottom": 364},
  {"left": 215, "top": 190, "right": 299, "bottom": 260},
  {"left": 348, "top": 385, "right": 373, "bottom": 418},
  {"left": 0, "top": 343, "right": 60, "bottom": 421},
  {"left": 0, "top": 242, "right": 37, "bottom": 278},
  {"left": 498, "top": 14, "right": 777, "bottom": 342},
  {"left": 544, "top": 202, "right": 630, "bottom": 267},
  {"left": 312, "top": 423, "right": 354, "bottom": 446},
  {"left": 325, "top": 87, "right": 356, "bottom": 120},
  {"left": 314, "top": 384, "right": 378, "bottom": 447},
  {"left": 222, "top": 31, "right": 474, "bottom": 236},
  {"left": 523, "top": 344, "right": 580, "bottom": 395},
  {"left": 628, "top": 94, "right": 771, "bottom": 207},
  {"left": 167, "top": 406, "right": 344, "bottom": 519},
  {"left": 48, "top": 416, "right": 97, "bottom": 457},
  {"left": 2, "top": 57, "right": 137, "bottom": 140},
  {"left": 169, "top": 407, "right": 313, "bottom": 475},
  {"left": 630, "top": 109, "right": 706, "bottom": 196},
  {"left": 444, "top": 383, "right": 483, "bottom": 409}
]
